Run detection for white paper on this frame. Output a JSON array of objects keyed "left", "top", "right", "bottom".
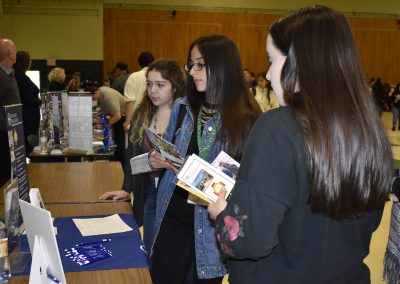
[
  {"left": 72, "top": 214, "right": 133, "bottom": 236},
  {"left": 130, "top": 153, "right": 152, "bottom": 175},
  {"left": 68, "top": 93, "right": 93, "bottom": 151}
]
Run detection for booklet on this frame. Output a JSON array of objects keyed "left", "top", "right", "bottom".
[
  {"left": 176, "top": 151, "right": 239, "bottom": 204},
  {"left": 129, "top": 152, "right": 152, "bottom": 175},
  {"left": 143, "top": 125, "right": 184, "bottom": 167}
]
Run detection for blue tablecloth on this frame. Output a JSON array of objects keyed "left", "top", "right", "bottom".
[{"left": 16, "top": 214, "right": 149, "bottom": 275}]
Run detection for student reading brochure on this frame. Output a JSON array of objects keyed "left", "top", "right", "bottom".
[
  {"left": 143, "top": 125, "right": 184, "bottom": 166},
  {"left": 176, "top": 151, "right": 239, "bottom": 204}
]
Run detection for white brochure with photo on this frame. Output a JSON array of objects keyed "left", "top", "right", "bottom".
[{"left": 176, "top": 152, "right": 237, "bottom": 203}]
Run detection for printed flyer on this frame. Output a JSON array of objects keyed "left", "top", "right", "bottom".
[{"left": 4, "top": 104, "right": 30, "bottom": 202}]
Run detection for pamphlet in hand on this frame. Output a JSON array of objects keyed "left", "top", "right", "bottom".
[
  {"left": 176, "top": 151, "right": 239, "bottom": 204},
  {"left": 143, "top": 125, "right": 184, "bottom": 167},
  {"left": 129, "top": 152, "right": 152, "bottom": 175}
]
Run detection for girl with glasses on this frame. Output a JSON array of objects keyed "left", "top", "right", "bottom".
[{"left": 149, "top": 35, "right": 261, "bottom": 283}]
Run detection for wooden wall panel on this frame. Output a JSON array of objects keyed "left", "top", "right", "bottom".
[
  {"left": 353, "top": 28, "right": 400, "bottom": 84},
  {"left": 237, "top": 24, "right": 270, "bottom": 73},
  {"left": 104, "top": 8, "right": 400, "bottom": 85}
]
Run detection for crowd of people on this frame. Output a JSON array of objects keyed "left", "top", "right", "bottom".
[{"left": 1, "top": 4, "right": 399, "bottom": 284}]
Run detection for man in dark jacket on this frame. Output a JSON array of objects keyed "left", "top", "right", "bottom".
[{"left": 0, "top": 38, "right": 20, "bottom": 188}]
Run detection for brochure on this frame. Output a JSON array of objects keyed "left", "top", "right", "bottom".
[
  {"left": 129, "top": 152, "right": 153, "bottom": 175},
  {"left": 143, "top": 125, "right": 184, "bottom": 166},
  {"left": 176, "top": 151, "right": 239, "bottom": 204}
]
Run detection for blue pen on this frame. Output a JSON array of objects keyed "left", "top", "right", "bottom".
[
  {"left": 65, "top": 245, "right": 105, "bottom": 253},
  {"left": 68, "top": 250, "right": 112, "bottom": 259},
  {"left": 77, "top": 253, "right": 112, "bottom": 266},
  {"left": 47, "top": 272, "right": 61, "bottom": 283},
  {"left": 75, "top": 238, "right": 111, "bottom": 247}
]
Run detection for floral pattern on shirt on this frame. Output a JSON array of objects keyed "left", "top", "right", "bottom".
[{"left": 216, "top": 204, "right": 248, "bottom": 256}]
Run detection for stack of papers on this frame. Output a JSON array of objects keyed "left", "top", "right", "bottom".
[{"left": 72, "top": 214, "right": 133, "bottom": 236}]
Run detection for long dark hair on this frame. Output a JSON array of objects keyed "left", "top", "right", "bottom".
[
  {"left": 186, "top": 35, "right": 261, "bottom": 159},
  {"left": 270, "top": 5, "right": 393, "bottom": 218},
  {"left": 130, "top": 58, "right": 185, "bottom": 143}
]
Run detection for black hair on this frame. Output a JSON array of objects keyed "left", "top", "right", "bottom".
[{"left": 138, "top": 52, "right": 155, "bottom": 68}]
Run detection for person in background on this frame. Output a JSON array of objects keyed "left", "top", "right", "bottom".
[
  {"left": 149, "top": 35, "right": 261, "bottom": 283},
  {"left": 13, "top": 51, "right": 40, "bottom": 154},
  {"left": 109, "top": 61, "right": 128, "bottom": 83},
  {"left": 47, "top": 67, "right": 75, "bottom": 91},
  {"left": 208, "top": 6, "right": 393, "bottom": 283},
  {"left": 123, "top": 52, "right": 154, "bottom": 132},
  {"left": 99, "top": 58, "right": 185, "bottom": 252},
  {"left": 111, "top": 61, "right": 129, "bottom": 94},
  {"left": 371, "top": 77, "right": 386, "bottom": 117},
  {"left": 254, "top": 72, "right": 279, "bottom": 112},
  {"left": 0, "top": 38, "right": 20, "bottom": 188},
  {"left": 391, "top": 83, "right": 400, "bottom": 131},
  {"left": 250, "top": 71, "right": 257, "bottom": 87},
  {"left": 86, "top": 84, "right": 126, "bottom": 167},
  {"left": 243, "top": 68, "right": 256, "bottom": 95},
  {"left": 66, "top": 72, "right": 81, "bottom": 92}
]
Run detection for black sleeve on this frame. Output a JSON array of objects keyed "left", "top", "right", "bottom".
[{"left": 215, "top": 113, "right": 301, "bottom": 260}]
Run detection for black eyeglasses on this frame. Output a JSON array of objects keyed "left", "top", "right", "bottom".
[{"left": 184, "top": 63, "right": 206, "bottom": 72}]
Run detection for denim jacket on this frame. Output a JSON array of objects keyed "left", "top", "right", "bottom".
[{"left": 152, "top": 97, "right": 228, "bottom": 279}]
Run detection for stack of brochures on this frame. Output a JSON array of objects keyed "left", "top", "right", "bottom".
[{"left": 175, "top": 151, "right": 239, "bottom": 204}]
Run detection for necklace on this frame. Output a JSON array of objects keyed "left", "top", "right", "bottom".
[
  {"left": 153, "top": 111, "right": 158, "bottom": 132},
  {"left": 152, "top": 109, "right": 170, "bottom": 136},
  {"left": 197, "top": 108, "right": 219, "bottom": 159}
]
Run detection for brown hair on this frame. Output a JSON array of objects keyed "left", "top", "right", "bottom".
[
  {"left": 270, "top": 5, "right": 393, "bottom": 218},
  {"left": 130, "top": 58, "right": 185, "bottom": 143}
]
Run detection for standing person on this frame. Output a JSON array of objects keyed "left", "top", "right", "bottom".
[
  {"left": 123, "top": 52, "right": 154, "bottom": 132},
  {"left": 13, "top": 51, "right": 40, "bottom": 154},
  {"left": 86, "top": 85, "right": 126, "bottom": 167},
  {"left": 243, "top": 68, "right": 256, "bottom": 95},
  {"left": 391, "top": 83, "right": 400, "bottom": 131},
  {"left": 254, "top": 72, "right": 279, "bottom": 112},
  {"left": 110, "top": 61, "right": 130, "bottom": 94},
  {"left": 47, "top": 67, "right": 75, "bottom": 91},
  {"left": 371, "top": 77, "right": 386, "bottom": 117},
  {"left": 149, "top": 35, "right": 261, "bottom": 283},
  {"left": 99, "top": 58, "right": 185, "bottom": 253},
  {"left": 208, "top": 6, "right": 393, "bottom": 284},
  {"left": 0, "top": 38, "right": 20, "bottom": 188}
]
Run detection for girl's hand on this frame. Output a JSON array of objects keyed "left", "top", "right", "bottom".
[
  {"left": 99, "top": 190, "right": 130, "bottom": 200},
  {"left": 149, "top": 150, "right": 179, "bottom": 174},
  {"left": 208, "top": 187, "right": 228, "bottom": 220}
]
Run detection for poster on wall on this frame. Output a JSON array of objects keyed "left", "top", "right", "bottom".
[
  {"left": 4, "top": 104, "right": 30, "bottom": 203},
  {"left": 68, "top": 92, "right": 93, "bottom": 152}
]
